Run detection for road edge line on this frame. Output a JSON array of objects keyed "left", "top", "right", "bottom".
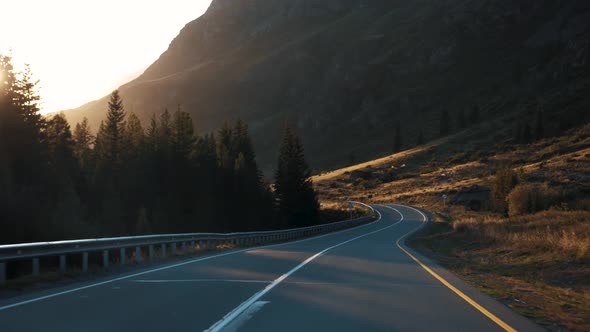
[{"left": 383, "top": 204, "right": 518, "bottom": 332}]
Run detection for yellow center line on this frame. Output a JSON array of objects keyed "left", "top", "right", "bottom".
[{"left": 386, "top": 205, "right": 518, "bottom": 332}]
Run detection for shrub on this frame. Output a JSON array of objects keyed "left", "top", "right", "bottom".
[
  {"left": 507, "top": 183, "right": 559, "bottom": 216},
  {"left": 490, "top": 166, "right": 522, "bottom": 214}
]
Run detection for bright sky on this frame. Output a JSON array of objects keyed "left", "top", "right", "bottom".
[{"left": 0, "top": 0, "right": 212, "bottom": 114}]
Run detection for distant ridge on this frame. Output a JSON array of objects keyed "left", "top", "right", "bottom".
[{"left": 62, "top": 0, "right": 590, "bottom": 173}]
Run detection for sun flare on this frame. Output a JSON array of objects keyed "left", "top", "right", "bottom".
[{"left": 0, "top": 0, "right": 212, "bottom": 114}]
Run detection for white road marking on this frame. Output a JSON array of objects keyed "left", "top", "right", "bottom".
[
  {"left": 132, "top": 279, "right": 272, "bottom": 284},
  {"left": 224, "top": 301, "right": 270, "bottom": 332},
  {"left": 0, "top": 210, "right": 380, "bottom": 312},
  {"left": 205, "top": 209, "right": 404, "bottom": 332}
]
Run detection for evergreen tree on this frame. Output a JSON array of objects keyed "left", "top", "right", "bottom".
[
  {"left": 13, "top": 64, "right": 43, "bottom": 132},
  {"left": 1, "top": 53, "right": 285, "bottom": 242},
  {"left": 274, "top": 127, "right": 319, "bottom": 227},
  {"left": 0, "top": 56, "right": 51, "bottom": 243},
  {"left": 46, "top": 113, "right": 78, "bottom": 177},
  {"left": 233, "top": 119, "right": 260, "bottom": 181},
  {"left": 120, "top": 112, "right": 146, "bottom": 233},
  {"left": 94, "top": 91, "right": 127, "bottom": 233},
  {"left": 439, "top": 109, "right": 451, "bottom": 137},
  {"left": 158, "top": 108, "right": 172, "bottom": 160},
  {"left": 73, "top": 117, "right": 94, "bottom": 170},
  {"left": 46, "top": 113, "right": 84, "bottom": 237},
  {"left": 232, "top": 120, "right": 272, "bottom": 230},
  {"left": 125, "top": 113, "right": 145, "bottom": 152},
  {"left": 171, "top": 109, "right": 196, "bottom": 159},
  {"left": 146, "top": 113, "right": 159, "bottom": 150},
  {"left": 217, "top": 122, "right": 235, "bottom": 171},
  {"left": 96, "top": 90, "right": 126, "bottom": 174}
]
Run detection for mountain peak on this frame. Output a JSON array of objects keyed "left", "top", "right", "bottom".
[{"left": 63, "top": 0, "right": 590, "bottom": 173}]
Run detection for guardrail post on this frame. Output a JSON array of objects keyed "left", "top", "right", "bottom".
[
  {"left": 59, "top": 255, "right": 66, "bottom": 273},
  {"left": 0, "top": 262, "right": 6, "bottom": 285},
  {"left": 171, "top": 243, "right": 177, "bottom": 256},
  {"left": 103, "top": 250, "right": 109, "bottom": 268},
  {"left": 32, "top": 258, "right": 40, "bottom": 277},
  {"left": 190, "top": 241, "right": 195, "bottom": 253},
  {"left": 149, "top": 245, "right": 154, "bottom": 260},
  {"left": 182, "top": 242, "right": 187, "bottom": 255},
  {"left": 135, "top": 246, "right": 142, "bottom": 262},
  {"left": 82, "top": 252, "right": 88, "bottom": 272},
  {"left": 198, "top": 240, "right": 204, "bottom": 251},
  {"left": 206, "top": 240, "right": 211, "bottom": 250},
  {"left": 120, "top": 248, "right": 126, "bottom": 265},
  {"left": 161, "top": 244, "right": 167, "bottom": 258}
]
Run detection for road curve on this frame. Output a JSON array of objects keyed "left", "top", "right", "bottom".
[{"left": 0, "top": 205, "right": 543, "bottom": 332}]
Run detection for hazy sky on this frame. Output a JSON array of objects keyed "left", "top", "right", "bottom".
[{"left": 0, "top": 0, "right": 212, "bottom": 114}]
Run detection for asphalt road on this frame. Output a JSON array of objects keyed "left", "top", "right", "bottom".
[{"left": 0, "top": 204, "right": 543, "bottom": 332}]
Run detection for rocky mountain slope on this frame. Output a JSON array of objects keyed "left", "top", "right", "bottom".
[{"left": 62, "top": 0, "right": 590, "bottom": 172}]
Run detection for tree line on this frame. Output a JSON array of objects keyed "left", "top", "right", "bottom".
[{"left": 0, "top": 55, "right": 319, "bottom": 244}]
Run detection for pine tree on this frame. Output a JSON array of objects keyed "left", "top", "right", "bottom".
[
  {"left": 275, "top": 127, "right": 319, "bottom": 227},
  {"left": 73, "top": 117, "right": 94, "bottom": 170},
  {"left": 146, "top": 114, "right": 159, "bottom": 149},
  {"left": 125, "top": 113, "right": 144, "bottom": 152},
  {"left": 171, "top": 109, "right": 196, "bottom": 159},
  {"left": 13, "top": 64, "right": 43, "bottom": 132},
  {"left": 0, "top": 56, "right": 52, "bottom": 243},
  {"left": 217, "top": 122, "right": 235, "bottom": 171},
  {"left": 440, "top": 110, "right": 451, "bottom": 137},
  {"left": 93, "top": 91, "right": 127, "bottom": 234},
  {"left": 46, "top": 113, "right": 78, "bottom": 177},
  {"left": 96, "top": 90, "right": 126, "bottom": 174},
  {"left": 233, "top": 119, "right": 260, "bottom": 181},
  {"left": 158, "top": 108, "right": 172, "bottom": 158}
]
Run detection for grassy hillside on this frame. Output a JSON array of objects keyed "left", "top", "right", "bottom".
[{"left": 314, "top": 122, "right": 590, "bottom": 330}]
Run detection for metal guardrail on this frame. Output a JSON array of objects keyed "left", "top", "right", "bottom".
[{"left": 0, "top": 202, "right": 376, "bottom": 285}]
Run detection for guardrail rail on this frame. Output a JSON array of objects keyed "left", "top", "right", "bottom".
[{"left": 0, "top": 202, "right": 376, "bottom": 285}]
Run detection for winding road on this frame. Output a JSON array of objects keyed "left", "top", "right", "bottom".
[{"left": 0, "top": 204, "right": 543, "bottom": 331}]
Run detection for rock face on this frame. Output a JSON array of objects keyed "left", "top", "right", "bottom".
[{"left": 63, "top": 0, "right": 590, "bottom": 173}]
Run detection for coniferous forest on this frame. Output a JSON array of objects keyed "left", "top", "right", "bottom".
[{"left": 0, "top": 55, "right": 319, "bottom": 245}]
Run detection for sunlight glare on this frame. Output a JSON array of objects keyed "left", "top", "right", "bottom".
[{"left": 0, "top": 0, "right": 212, "bottom": 114}]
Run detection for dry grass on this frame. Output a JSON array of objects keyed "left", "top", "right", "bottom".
[
  {"left": 313, "top": 145, "right": 435, "bottom": 182},
  {"left": 414, "top": 209, "right": 590, "bottom": 331},
  {"left": 313, "top": 123, "right": 590, "bottom": 330},
  {"left": 452, "top": 210, "right": 590, "bottom": 261}
]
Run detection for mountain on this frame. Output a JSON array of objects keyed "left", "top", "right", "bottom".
[{"left": 62, "top": 0, "right": 590, "bottom": 173}]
